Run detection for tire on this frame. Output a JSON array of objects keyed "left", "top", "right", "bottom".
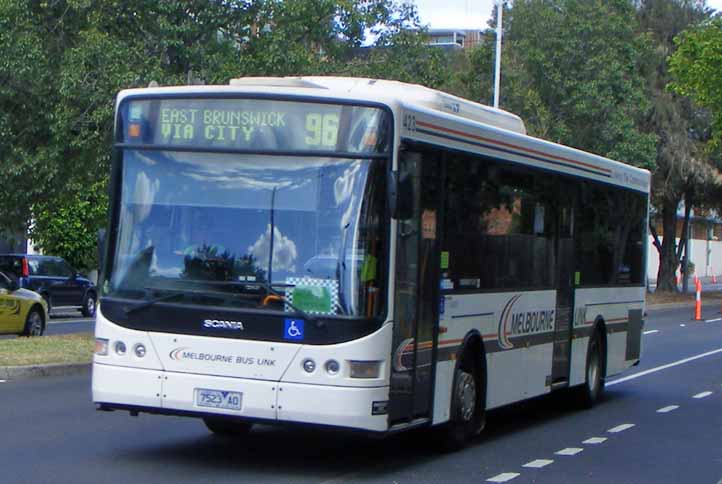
[
  {"left": 81, "top": 293, "right": 97, "bottom": 317},
  {"left": 575, "top": 329, "right": 604, "bottom": 408},
  {"left": 439, "top": 351, "right": 485, "bottom": 451},
  {"left": 21, "top": 307, "right": 45, "bottom": 337},
  {"left": 203, "top": 417, "right": 253, "bottom": 437}
]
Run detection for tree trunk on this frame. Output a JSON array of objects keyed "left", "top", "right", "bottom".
[{"left": 655, "top": 198, "right": 680, "bottom": 292}]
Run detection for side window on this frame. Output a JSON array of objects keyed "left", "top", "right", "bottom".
[
  {"left": 57, "top": 261, "right": 75, "bottom": 278},
  {"left": 443, "top": 155, "right": 555, "bottom": 290},
  {"left": 30, "top": 259, "right": 46, "bottom": 276},
  {"left": 575, "top": 183, "right": 646, "bottom": 286},
  {"left": 0, "top": 257, "right": 21, "bottom": 277}
]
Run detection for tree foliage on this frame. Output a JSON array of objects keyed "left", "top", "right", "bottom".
[
  {"left": 2, "top": 0, "right": 721, "bottom": 290},
  {"left": 637, "top": 0, "right": 714, "bottom": 291},
  {"left": 669, "top": 17, "right": 722, "bottom": 149},
  {"left": 30, "top": 181, "right": 108, "bottom": 272},
  {"left": 0, "top": 0, "right": 437, "bottom": 268}
]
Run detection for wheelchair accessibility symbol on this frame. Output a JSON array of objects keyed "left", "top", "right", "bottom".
[{"left": 284, "top": 319, "right": 304, "bottom": 340}]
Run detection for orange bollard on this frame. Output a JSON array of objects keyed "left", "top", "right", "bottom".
[
  {"left": 695, "top": 279, "right": 702, "bottom": 321},
  {"left": 713, "top": 274, "right": 718, "bottom": 284}
]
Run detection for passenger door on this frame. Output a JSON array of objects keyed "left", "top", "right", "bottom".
[
  {"left": 388, "top": 149, "right": 442, "bottom": 425},
  {"left": 551, "top": 189, "right": 575, "bottom": 386}
]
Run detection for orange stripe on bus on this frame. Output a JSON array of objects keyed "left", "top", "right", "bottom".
[{"left": 415, "top": 120, "right": 611, "bottom": 175}]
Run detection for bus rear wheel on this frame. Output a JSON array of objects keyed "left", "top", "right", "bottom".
[
  {"left": 203, "top": 417, "right": 253, "bottom": 437},
  {"left": 575, "top": 329, "right": 604, "bottom": 408}
]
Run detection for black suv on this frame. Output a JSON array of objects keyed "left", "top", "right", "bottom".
[{"left": 0, "top": 254, "right": 97, "bottom": 317}]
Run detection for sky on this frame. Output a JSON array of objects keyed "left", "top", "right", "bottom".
[{"left": 413, "top": 0, "right": 722, "bottom": 29}]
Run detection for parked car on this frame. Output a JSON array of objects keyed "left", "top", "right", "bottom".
[
  {"left": 0, "top": 271, "right": 48, "bottom": 336},
  {"left": 0, "top": 254, "right": 97, "bottom": 318}
]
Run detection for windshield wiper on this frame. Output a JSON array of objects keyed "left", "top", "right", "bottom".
[{"left": 125, "top": 291, "right": 186, "bottom": 315}]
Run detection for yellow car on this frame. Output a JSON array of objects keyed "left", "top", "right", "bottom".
[{"left": 0, "top": 271, "right": 48, "bottom": 336}]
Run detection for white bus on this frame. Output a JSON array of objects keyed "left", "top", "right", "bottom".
[{"left": 93, "top": 77, "right": 649, "bottom": 449}]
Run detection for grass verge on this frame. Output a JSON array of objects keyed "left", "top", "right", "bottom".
[
  {"left": 0, "top": 333, "right": 94, "bottom": 367},
  {"left": 647, "top": 290, "right": 722, "bottom": 306}
]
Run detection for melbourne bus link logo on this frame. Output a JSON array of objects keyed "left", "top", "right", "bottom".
[{"left": 497, "top": 295, "right": 555, "bottom": 350}]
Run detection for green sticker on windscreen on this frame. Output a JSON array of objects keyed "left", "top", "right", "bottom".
[
  {"left": 574, "top": 271, "right": 581, "bottom": 285},
  {"left": 292, "top": 286, "right": 332, "bottom": 313},
  {"left": 440, "top": 251, "right": 449, "bottom": 270}
]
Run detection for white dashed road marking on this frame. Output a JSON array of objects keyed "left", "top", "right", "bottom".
[
  {"left": 0, "top": 380, "right": 6, "bottom": 383},
  {"left": 607, "top": 348, "right": 722, "bottom": 386},
  {"left": 643, "top": 330, "right": 659, "bottom": 335},
  {"left": 582, "top": 437, "right": 607, "bottom": 444},
  {"left": 680, "top": 323, "right": 686, "bottom": 327},
  {"left": 555, "top": 448, "right": 583, "bottom": 456},
  {"left": 486, "top": 473, "right": 520, "bottom": 482},
  {"left": 523, "top": 459, "right": 553, "bottom": 469},
  {"left": 693, "top": 391, "right": 713, "bottom": 399},
  {"left": 608, "top": 424, "right": 635, "bottom": 433},
  {"left": 706, "top": 318, "right": 722, "bottom": 323},
  {"left": 656, "top": 405, "right": 679, "bottom": 413}
]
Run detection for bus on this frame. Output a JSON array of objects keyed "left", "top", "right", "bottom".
[{"left": 93, "top": 77, "right": 649, "bottom": 449}]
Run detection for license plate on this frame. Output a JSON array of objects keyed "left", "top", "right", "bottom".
[{"left": 194, "top": 388, "right": 242, "bottom": 411}]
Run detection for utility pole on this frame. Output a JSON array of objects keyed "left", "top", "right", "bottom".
[{"left": 493, "top": 0, "right": 504, "bottom": 108}]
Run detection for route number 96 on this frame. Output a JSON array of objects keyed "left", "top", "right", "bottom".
[{"left": 305, "top": 113, "right": 339, "bottom": 147}]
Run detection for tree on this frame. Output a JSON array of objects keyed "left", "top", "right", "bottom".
[
  {"left": 500, "top": 0, "right": 657, "bottom": 168},
  {"left": 0, "top": 0, "right": 437, "bottom": 269},
  {"left": 30, "top": 181, "right": 108, "bottom": 273},
  {"left": 637, "top": 0, "right": 715, "bottom": 292},
  {"left": 669, "top": 17, "right": 722, "bottom": 149}
]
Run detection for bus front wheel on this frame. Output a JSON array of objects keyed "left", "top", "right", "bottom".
[
  {"left": 203, "top": 417, "right": 253, "bottom": 437},
  {"left": 440, "top": 354, "right": 484, "bottom": 451}
]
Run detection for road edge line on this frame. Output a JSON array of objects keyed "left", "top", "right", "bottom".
[{"left": 607, "top": 348, "right": 722, "bottom": 387}]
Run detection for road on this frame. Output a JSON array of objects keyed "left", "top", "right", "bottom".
[
  {"left": 0, "top": 314, "right": 93, "bottom": 340},
  {"left": 45, "top": 313, "right": 94, "bottom": 335},
  {"left": 0, "top": 305, "right": 721, "bottom": 484}
]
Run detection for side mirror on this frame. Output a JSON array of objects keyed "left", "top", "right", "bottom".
[
  {"left": 8, "top": 278, "right": 19, "bottom": 292},
  {"left": 388, "top": 171, "right": 413, "bottom": 220}
]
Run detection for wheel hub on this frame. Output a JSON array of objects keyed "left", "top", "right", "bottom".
[
  {"left": 29, "top": 313, "right": 42, "bottom": 336},
  {"left": 458, "top": 371, "right": 476, "bottom": 422}
]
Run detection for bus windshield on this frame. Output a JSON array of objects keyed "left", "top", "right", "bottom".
[{"left": 106, "top": 150, "right": 387, "bottom": 318}]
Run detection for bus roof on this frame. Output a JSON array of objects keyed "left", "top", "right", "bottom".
[{"left": 116, "top": 76, "right": 650, "bottom": 193}]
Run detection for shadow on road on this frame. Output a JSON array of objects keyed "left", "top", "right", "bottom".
[{"left": 110, "top": 387, "right": 629, "bottom": 480}]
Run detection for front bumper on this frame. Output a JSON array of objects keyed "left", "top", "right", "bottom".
[{"left": 92, "top": 363, "right": 389, "bottom": 432}]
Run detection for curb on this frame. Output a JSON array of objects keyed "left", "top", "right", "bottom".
[{"left": 1, "top": 363, "right": 91, "bottom": 381}]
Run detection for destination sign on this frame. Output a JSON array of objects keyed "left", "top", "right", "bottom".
[{"left": 120, "top": 98, "right": 388, "bottom": 154}]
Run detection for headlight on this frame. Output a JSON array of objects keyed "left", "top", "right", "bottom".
[
  {"left": 349, "top": 360, "right": 382, "bottom": 379},
  {"left": 95, "top": 338, "right": 109, "bottom": 356},
  {"left": 134, "top": 344, "right": 147, "bottom": 358},
  {"left": 325, "top": 359, "right": 340, "bottom": 375},
  {"left": 114, "top": 341, "right": 127, "bottom": 355},
  {"left": 302, "top": 358, "right": 316, "bottom": 373}
]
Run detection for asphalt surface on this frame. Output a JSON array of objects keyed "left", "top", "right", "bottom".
[
  {"left": 0, "top": 305, "right": 721, "bottom": 484},
  {"left": 0, "top": 314, "right": 93, "bottom": 340},
  {"left": 45, "top": 314, "right": 95, "bottom": 335}
]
